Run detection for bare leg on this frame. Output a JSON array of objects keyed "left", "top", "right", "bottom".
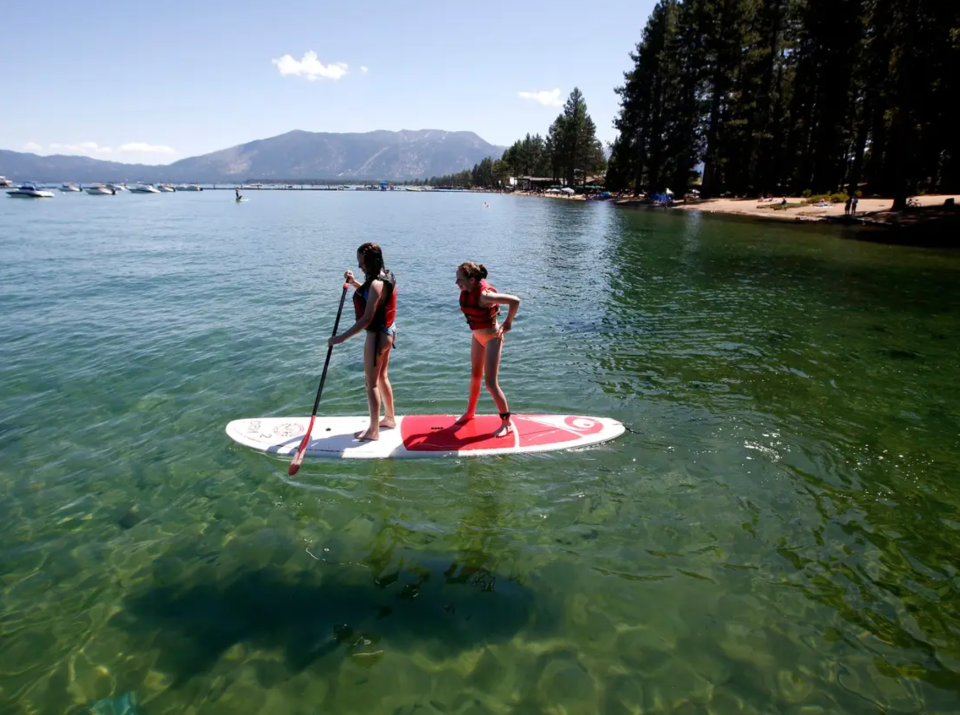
[
  {"left": 483, "top": 337, "right": 511, "bottom": 437},
  {"left": 456, "top": 337, "right": 485, "bottom": 424},
  {"left": 356, "top": 332, "right": 383, "bottom": 441},
  {"left": 377, "top": 335, "right": 396, "bottom": 429}
]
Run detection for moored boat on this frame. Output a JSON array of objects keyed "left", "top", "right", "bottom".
[{"left": 7, "top": 182, "right": 54, "bottom": 198}]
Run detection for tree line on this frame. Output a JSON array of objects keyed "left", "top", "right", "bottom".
[
  {"left": 605, "top": 0, "right": 959, "bottom": 208},
  {"left": 402, "top": 88, "right": 608, "bottom": 189}
]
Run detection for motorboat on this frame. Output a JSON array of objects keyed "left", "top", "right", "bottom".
[
  {"left": 85, "top": 184, "right": 116, "bottom": 195},
  {"left": 7, "top": 182, "right": 54, "bottom": 198},
  {"left": 0, "top": 176, "right": 13, "bottom": 188},
  {"left": 177, "top": 184, "right": 202, "bottom": 191},
  {"left": 130, "top": 184, "right": 161, "bottom": 193},
  {"left": 107, "top": 183, "right": 129, "bottom": 192},
  {"left": 157, "top": 184, "right": 175, "bottom": 192},
  {"left": 60, "top": 183, "right": 81, "bottom": 192}
]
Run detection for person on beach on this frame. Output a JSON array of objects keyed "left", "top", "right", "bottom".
[
  {"left": 328, "top": 243, "right": 397, "bottom": 441},
  {"left": 455, "top": 262, "right": 520, "bottom": 438}
]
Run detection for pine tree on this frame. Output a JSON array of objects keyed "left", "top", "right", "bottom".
[
  {"left": 552, "top": 88, "right": 606, "bottom": 185},
  {"left": 610, "top": 0, "right": 680, "bottom": 193}
]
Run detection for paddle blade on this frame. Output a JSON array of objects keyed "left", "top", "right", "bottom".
[
  {"left": 288, "top": 448, "right": 306, "bottom": 475},
  {"left": 287, "top": 416, "right": 316, "bottom": 475}
]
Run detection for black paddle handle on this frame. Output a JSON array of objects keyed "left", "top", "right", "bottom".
[{"left": 309, "top": 283, "right": 349, "bottom": 416}]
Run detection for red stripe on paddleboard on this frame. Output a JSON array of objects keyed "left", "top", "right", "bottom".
[{"left": 400, "top": 415, "right": 587, "bottom": 452}]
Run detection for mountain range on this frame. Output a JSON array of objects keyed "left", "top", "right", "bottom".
[{"left": 0, "top": 130, "right": 507, "bottom": 183}]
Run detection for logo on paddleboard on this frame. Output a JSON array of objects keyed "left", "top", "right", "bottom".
[
  {"left": 273, "top": 422, "right": 306, "bottom": 438},
  {"left": 564, "top": 416, "right": 603, "bottom": 434}
]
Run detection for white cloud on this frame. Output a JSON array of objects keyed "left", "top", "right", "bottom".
[
  {"left": 361, "top": 66, "right": 369, "bottom": 73},
  {"left": 119, "top": 142, "right": 177, "bottom": 155},
  {"left": 25, "top": 140, "right": 176, "bottom": 162},
  {"left": 272, "top": 51, "right": 349, "bottom": 81},
  {"left": 518, "top": 89, "right": 563, "bottom": 107},
  {"left": 49, "top": 141, "right": 113, "bottom": 155}
]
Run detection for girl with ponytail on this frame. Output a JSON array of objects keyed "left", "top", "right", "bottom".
[{"left": 455, "top": 262, "right": 521, "bottom": 438}]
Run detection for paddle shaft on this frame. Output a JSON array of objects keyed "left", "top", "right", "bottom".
[
  {"left": 311, "top": 284, "right": 349, "bottom": 413},
  {"left": 289, "top": 283, "right": 349, "bottom": 474}
]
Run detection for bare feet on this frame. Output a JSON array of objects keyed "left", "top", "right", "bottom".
[
  {"left": 455, "top": 413, "right": 475, "bottom": 425},
  {"left": 492, "top": 419, "right": 513, "bottom": 438},
  {"left": 354, "top": 418, "right": 393, "bottom": 440}
]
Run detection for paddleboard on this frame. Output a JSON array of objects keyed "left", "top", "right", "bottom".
[
  {"left": 235, "top": 197, "right": 249, "bottom": 202},
  {"left": 225, "top": 413, "right": 624, "bottom": 460}
]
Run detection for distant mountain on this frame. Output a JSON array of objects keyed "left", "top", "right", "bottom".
[
  {"left": 0, "top": 130, "right": 507, "bottom": 183},
  {"left": 0, "top": 151, "right": 157, "bottom": 184}
]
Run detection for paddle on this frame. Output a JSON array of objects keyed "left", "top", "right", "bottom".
[{"left": 288, "top": 282, "right": 350, "bottom": 476}]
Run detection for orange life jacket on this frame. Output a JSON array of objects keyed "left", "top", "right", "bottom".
[{"left": 459, "top": 279, "right": 499, "bottom": 329}]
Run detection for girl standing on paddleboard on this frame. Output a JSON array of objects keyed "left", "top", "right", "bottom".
[
  {"left": 455, "top": 262, "right": 520, "bottom": 438},
  {"left": 328, "top": 242, "right": 397, "bottom": 441}
]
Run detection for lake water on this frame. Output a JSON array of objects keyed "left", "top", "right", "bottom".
[{"left": 2, "top": 190, "right": 959, "bottom": 715}]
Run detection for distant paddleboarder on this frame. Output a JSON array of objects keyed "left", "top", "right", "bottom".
[
  {"left": 235, "top": 186, "right": 242, "bottom": 201},
  {"left": 455, "top": 262, "right": 520, "bottom": 438},
  {"left": 328, "top": 243, "right": 398, "bottom": 441}
]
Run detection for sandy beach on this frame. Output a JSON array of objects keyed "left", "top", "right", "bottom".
[
  {"left": 510, "top": 190, "right": 958, "bottom": 223},
  {"left": 669, "top": 194, "right": 958, "bottom": 222}
]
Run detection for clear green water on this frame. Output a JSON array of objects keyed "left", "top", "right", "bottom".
[{"left": 2, "top": 191, "right": 959, "bottom": 714}]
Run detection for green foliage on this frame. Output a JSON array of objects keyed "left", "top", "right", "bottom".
[
  {"left": 551, "top": 88, "right": 607, "bottom": 186},
  {"left": 503, "top": 134, "right": 551, "bottom": 177},
  {"left": 493, "top": 90, "right": 606, "bottom": 188},
  {"left": 613, "top": 0, "right": 960, "bottom": 200}
]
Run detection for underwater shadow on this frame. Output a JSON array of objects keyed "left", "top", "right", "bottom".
[{"left": 112, "top": 558, "right": 539, "bottom": 685}]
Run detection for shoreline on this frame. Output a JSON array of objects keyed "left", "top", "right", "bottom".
[
  {"left": 509, "top": 190, "right": 959, "bottom": 245},
  {"left": 668, "top": 194, "right": 956, "bottom": 224}
]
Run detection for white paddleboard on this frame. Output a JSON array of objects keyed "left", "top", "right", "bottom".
[{"left": 225, "top": 414, "right": 625, "bottom": 460}]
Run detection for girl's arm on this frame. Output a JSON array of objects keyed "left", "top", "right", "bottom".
[
  {"left": 479, "top": 291, "right": 520, "bottom": 331},
  {"left": 330, "top": 280, "right": 382, "bottom": 345}
]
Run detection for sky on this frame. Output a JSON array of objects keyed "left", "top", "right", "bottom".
[{"left": 0, "top": 1, "right": 655, "bottom": 165}]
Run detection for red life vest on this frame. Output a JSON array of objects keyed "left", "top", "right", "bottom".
[
  {"left": 353, "top": 269, "right": 397, "bottom": 331},
  {"left": 460, "top": 279, "right": 499, "bottom": 329}
]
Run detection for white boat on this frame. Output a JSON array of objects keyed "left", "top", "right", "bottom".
[
  {"left": 157, "top": 184, "right": 175, "bottom": 192},
  {"left": 130, "top": 184, "right": 161, "bottom": 194},
  {"left": 107, "top": 183, "right": 128, "bottom": 192},
  {"left": 0, "top": 176, "right": 13, "bottom": 188},
  {"left": 7, "top": 182, "right": 54, "bottom": 198},
  {"left": 60, "top": 183, "right": 81, "bottom": 192},
  {"left": 177, "top": 184, "right": 202, "bottom": 191},
  {"left": 85, "top": 184, "right": 116, "bottom": 195}
]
